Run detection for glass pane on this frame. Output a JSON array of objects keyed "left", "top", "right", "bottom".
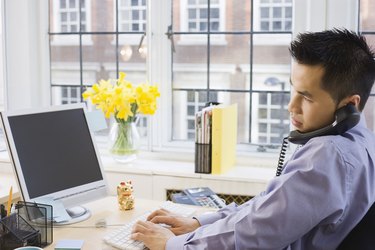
[
  {"left": 261, "top": 21, "right": 269, "bottom": 31},
  {"left": 259, "top": 123, "right": 267, "bottom": 133},
  {"left": 210, "top": 8, "right": 219, "bottom": 18},
  {"left": 133, "top": 10, "right": 139, "bottom": 20},
  {"left": 188, "top": 9, "right": 196, "bottom": 19},
  {"left": 200, "top": 8, "right": 207, "bottom": 19},
  {"left": 252, "top": 34, "right": 292, "bottom": 91},
  {"left": 211, "top": 21, "right": 219, "bottom": 31},
  {"left": 230, "top": 92, "right": 250, "bottom": 144},
  {"left": 81, "top": 34, "right": 117, "bottom": 85},
  {"left": 273, "top": 7, "right": 282, "bottom": 18},
  {"left": 285, "top": 7, "right": 292, "bottom": 18},
  {"left": 260, "top": 7, "right": 269, "bottom": 18},
  {"left": 51, "top": 86, "right": 83, "bottom": 105},
  {"left": 259, "top": 93, "right": 267, "bottom": 105},
  {"left": 226, "top": 0, "right": 251, "bottom": 32},
  {"left": 172, "top": 90, "right": 194, "bottom": 140},
  {"left": 118, "top": 35, "right": 147, "bottom": 79},
  {"left": 199, "top": 22, "right": 207, "bottom": 31},
  {"left": 70, "top": 12, "right": 77, "bottom": 21},
  {"left": 209, "top": 34, "right": 250, "bottom": 90},
  {"left": 251, "top": 92, "right": 290, "bottom": 144},
  {"left": 172, "top": 35, "right": 208, "bottom": 89},
  {"left": 285, "top": 21, "right": 292, "bottom": 31},
  {"left": 364, "top": 35, "right": 375, "bottom": 58},
  {"left": 360, "top": 0, "right": 375, "bottom": 31},
  {"left": 259, "top": 108, "right": 267, "bottom": 119},
  {"left": 118, "top": 0, "right": 147, "bottom": 32},
  {"left": 50, "top": 35, "right": 81, "bottom": 85},
  {"left": 273, "top": 21, "right": 282, "bottom": 31},
  {"left": 89, "top": 0, "right": 116, "bottom": 32},
  {"left": 363, "top": 95, "right": 375, "bottom": 131},
  {"left": 61, "top": 13, "right": 67, "bottom": 22},
  {"left": 60, "top": 0, "right": 66, "bottom": 8},
  {"left": 176, "top": 0, "right": 251, "bottom": 32}
]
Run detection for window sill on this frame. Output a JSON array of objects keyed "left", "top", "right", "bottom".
[
  {"left": 0, "top": 147, "right": 276, "bottom": 187},
  {"left": 101, "top": 150, "right": 275, "bottom": 183}
]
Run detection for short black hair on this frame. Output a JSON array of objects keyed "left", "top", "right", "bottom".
[{"left": 290, "top": 28, "right": 375, "bottom": 111}]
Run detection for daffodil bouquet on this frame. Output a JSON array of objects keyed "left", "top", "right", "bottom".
[
  {"left": 82, "top": 72, "right": 160, "bottom": 123},
  {"left": 82, "top": 72, "right": 160, "bottom": 161}
]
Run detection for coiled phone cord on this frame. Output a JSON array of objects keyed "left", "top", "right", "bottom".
[{"left": 276, "top": 137, "right": 288, "bottom": 176}]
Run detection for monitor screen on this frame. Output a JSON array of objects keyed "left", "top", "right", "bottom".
[{"left": 1, "top": 103, "right": 108, "bottom": 223}]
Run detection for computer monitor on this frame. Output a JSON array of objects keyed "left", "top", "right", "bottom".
[{"left": 0, "top": 103, "right": 108, "bottom": 224}]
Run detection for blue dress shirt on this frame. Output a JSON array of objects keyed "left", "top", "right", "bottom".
[{"left": 167, "top": 115, "right": 375, "bottom": 250}]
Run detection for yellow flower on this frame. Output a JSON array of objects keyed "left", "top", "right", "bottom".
[{"left": 82, "top": 72, "right": 160, "bottom": 122}]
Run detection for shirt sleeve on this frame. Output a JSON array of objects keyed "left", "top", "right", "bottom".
[{"left": 166, "top": 139, "right": 350, "bottom": 250}]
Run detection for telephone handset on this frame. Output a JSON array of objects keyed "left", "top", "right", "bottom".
[
  {"left": 288, "top": 103, "right": 361, "bottom": 145},
  {"left": 276, "top": 103, "right": 360, "bottom": 176}
]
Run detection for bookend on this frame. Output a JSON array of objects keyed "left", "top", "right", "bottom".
[{"left": 195, "top": 143, "right": 212, "bottom": 174}]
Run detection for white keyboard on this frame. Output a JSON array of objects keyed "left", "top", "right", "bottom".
[{"left": 103, "top": 201, "right": 197, "bottom": 250}]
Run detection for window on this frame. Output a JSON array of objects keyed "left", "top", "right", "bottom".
[
  {"left": 179, "top": 0, "right": 226, "bottom": 45},
  {"left": 49, "top": 0, "right": 147, "bottom": 144},
  {"left": 48, "top": 0, "right": 293, "bottom": 151},
  {"left": 119, "top": 0, "right": 146, "bottom": 32},
  {"left": 359, "top": 0, "right": 375, "bottom": 132},
  {"left": 258, "top": 92, "right": 289, "bottom": 144},
  {"left": 258, "top": 0, "right": 292, "bottom": 32},
  {"left": 187, "top": 0, "right": 220, "bottom": 32},
  {"left": 171, "top": 0, "right": 292, "bottom": 147},
  {"left": 49, "top": 0, "right": 293, "bottom": 149},
  {"left": 51, "top": 0, "right": 92, "bottom": 45},
  {"left": 59, "top": 0, "right": 87, "bottom": 32},
  {"left": 61, "top": 86, "right": 81, "bottom": 104}
]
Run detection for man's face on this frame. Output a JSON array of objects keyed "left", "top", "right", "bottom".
[{"left": 288, "top": 63, "right": 337, "bottom": 133}]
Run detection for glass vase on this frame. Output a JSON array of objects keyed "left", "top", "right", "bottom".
[{"left": 109, "top": 121, "right": 140, "bottom": 163}]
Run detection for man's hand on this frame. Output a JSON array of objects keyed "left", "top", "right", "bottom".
[
  {"left": 147, "top": 209, "right": 201, "bottom": 235},
  {"left": 131, "top": 220, "right": 174, "bottom": 250}
]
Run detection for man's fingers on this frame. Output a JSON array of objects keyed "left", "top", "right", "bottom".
[
  {"left": 147, "top": 209, "right": 169, "bottom": 221},
  {"left": 132, "top": 220, "right": 149, "bottom": 234},
  {"left": 150, "top": 215, "right": 175, "bottom": 225},
  {"left": 131, "top": 220, "right": 157, "bottom": 240}
]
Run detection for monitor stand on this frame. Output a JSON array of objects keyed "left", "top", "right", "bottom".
[{"left": 54, "top": 206, "right": 91, "bottom": 225}]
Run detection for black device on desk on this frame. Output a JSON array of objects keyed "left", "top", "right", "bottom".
[{"left": 171, "top": 187, "right": 226, "bottom": 209}]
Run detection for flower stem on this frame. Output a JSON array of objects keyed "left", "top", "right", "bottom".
[{"left": 110, "top": 122, "right": 137, "bottom": 155}]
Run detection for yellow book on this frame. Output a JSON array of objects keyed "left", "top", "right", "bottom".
[{"left": 211, "top": 104, "right": 237, "bottom": 175}]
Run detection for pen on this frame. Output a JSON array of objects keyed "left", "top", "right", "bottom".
[{"left": 6, "top": 186, "right": 12, "bottom": 216}]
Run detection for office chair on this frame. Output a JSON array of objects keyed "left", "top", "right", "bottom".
[{"left": 337, "top": 202, "right": 375, "bottom": 250}]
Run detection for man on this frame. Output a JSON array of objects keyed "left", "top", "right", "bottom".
[{"left": 131, "top": 29, "right": 375, "bottom": 249}]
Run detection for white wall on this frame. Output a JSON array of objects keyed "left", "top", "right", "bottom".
[
  {"left": 3, "top": 0, "right": 50, "bottom": 111},
  {"left": 294, "top": 0, "right": 358, "bottom": 36}
]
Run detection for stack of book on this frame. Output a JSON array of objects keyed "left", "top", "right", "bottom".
[{"left": 195, "top": 104, "right": 237, "bottom": 174}]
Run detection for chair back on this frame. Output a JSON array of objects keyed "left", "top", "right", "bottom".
[{"left": 337, "top": 202, "right": 375, "bottom": 249}]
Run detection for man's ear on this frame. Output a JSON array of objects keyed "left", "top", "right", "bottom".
[{"left": 339, "top": 95, "right": 361, "bottom": 110}]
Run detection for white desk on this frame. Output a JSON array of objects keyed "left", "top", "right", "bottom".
[{"left": 45, "top": 196, "right": 201, "bottom": 250}]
